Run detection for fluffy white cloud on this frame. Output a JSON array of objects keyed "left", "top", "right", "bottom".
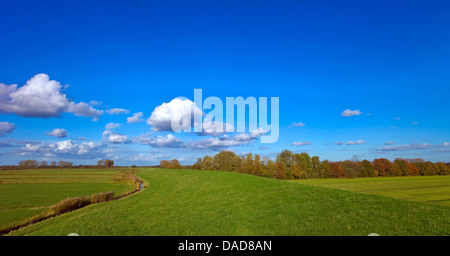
[
  {"left": 147, "top": 98, "right": 202, "bottom": 132},
  {"left": 292, "top": 141, "right": 312, "bottom": 146},
  {"left": 139, "top": 134, "right": 185, "bottom": 148},
  {"left": 341, "top": 109, "right": 362, "bottom": 117},
  {"left": 0, "top": 74, "right": 103, "bottom": 118},
  {"left": 189, "top": 136, "right": 246, "bottom": 150},
  {"left": 78, "top": 141, "right": 96, "bottom": 154},
  {"left": 102, "top": 130, "right": 129, "bottom": 143},
  {"left": 106, "top": 108, "right": 130, "bottom": 115},
  {"left": 51, "top": 140, "right": 77, "bottom": 152},
  {"left": 67, "top": 102, "right": 103, "bottom": 117},
  {"left": 346, "top": 139, "right": 366, "bottom": 145},
  {"left": 15, "top": 139, "right": 104, "bottom": 159},
  {"left": 24, "top": 143, "right": 44, "bottom": 152},
  {"left": 46, "top": 128, "right": 68, "bottom": 138},
  {"left": 200, "top": 121, "right": 233, "bottom": 136},
  {"left": 0, "top": 121, "right": 16, "bottom": 137},
  {"left": 127, "top": 112, "right": 144, "bottom": 123},
  {"left": 105, "top": 122, "right": 121, "bottom": 130}
]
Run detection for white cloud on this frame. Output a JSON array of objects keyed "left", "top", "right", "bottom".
[
  {"left": 292, "top": 141, "right": 312, "bottom": 146},
  {"left": 376, "top": 143, "right": 433, "bottom": 151},
  {"left": 140, "top": 134, "right": 185, "bottom": 148},
  {"left": 102, "top": 130, "right": 129, "bottom": 143},
  {"left": 14, "top": 139, "right": 105, "bottom": 159},
  {"left": 24, "top": 143, "right": 44, "bottom": 152},
  {"left": 200, "top": 121, "right": 233, "bottom": 136},
  {"left": 233, "top": 128, "right": 268, "bottom": 142},
  {"left": 341, "top": 109, "right": 362, "bottom": 117},
  {"left": 385, "top": 141, "right": 396, "bottom": 145},
  {"left": 0, "top": 74, "right": 102, "bottom": 118},
  {"left": 290, "top": 122, "right": 306, "bottom": 127},
  {"left": 51, "top": 140, "right": 78, "bottom": 152},
  {"left": 189, "top": 136, "right": 246, "bottom": 150},
  {"left": 0, "top": 122, "right": 16, "bottom": 137},
  {"left": 334, "top": 141, "right": 344, "bottom": 145},
  {"left": 46, "top": 128, "right": 68, "bottom": 138},
  {"left": 250, "top": 127, "right": 268, "bottom": 138},
  {"left": 78, "top": 141, "right": 95, "bottom": 154},
  {"left": 106, "top": 108, "right": 130, "bottom": 115},
  {"left": 67, "top": 102, "right": 103, "bottom": 117},
  {"left": 127, "top": 112, "right": 144, "bottom": 123},
  {"left": 147, "top": 98, "right": 202, "bottom": 132},
  {"left": 346, "top": 139, "right": 366, "bottom": 145},
  {"left": 105, "top": 122, "right": 121, "bottom": 130}
]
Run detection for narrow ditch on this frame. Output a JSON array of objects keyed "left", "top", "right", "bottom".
[{"left": 0, "top": 169, "right": 145, "bottom": 236}]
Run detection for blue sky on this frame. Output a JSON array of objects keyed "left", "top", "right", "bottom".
[{"left": 1, "top": 0, "right": 449, "bottom": 165}]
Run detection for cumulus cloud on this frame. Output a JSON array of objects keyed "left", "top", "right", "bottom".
[
  {"left": 102, "top": 130, "right": 129, "bottom": 143},
  {"left": 0, "top": 74, "right": 103, "bottom": 119},
  {"left": 346, "top": 139, "right": 366, "bottom": 145},
  {"left": 138, "top": 134, "right": 185, "bottom": 148},
  {"left": 0, "top": 121, "right": 16, "bottom": 137},
  {"left": 67, "top": 102, "right": 103, "bottom": 118},
  {"left": 106, "top": 108, "right": 130, "bottom": 115},
  {"left": 200, "top": 121, "right": 233, "bottom": 136},
  {"left": 134, "top": 128, "right": 266, "bottom": 151},
  {"left": 341, "top": 109, "right": 362, "bottom": 117},
  {"left": 147, "top": 98, "right": 202, "bottom": 132},
  {"left": 289, "top": 122, "right": 306, "bottom": 128},
  {"left": 105, "top": 122, "right": 121, "bottom": 130},
  {"left": 127, "top": 112, "right": 144, "bottom": 123},
  {"left": 189, "top": 136, "right": 246, "bottom": 150},
  {"left": 14, "top": 139, "right": 105, "bottom": 159},
  {"left": 46, "top": 128, "right": 68, "bottom": 138},
  {"left": 292, "top": 141, "right": 312, "bottom": 146},
  {"left": 51, "top": 140, "right": 77, "bottom": 152}
]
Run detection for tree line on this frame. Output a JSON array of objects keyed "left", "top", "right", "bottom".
[
  {"left": 0, "top": 159, "right": 116, "bottom": 170},
  {"left": 161, "top": 150, "right": 450, "bottom": 180}
]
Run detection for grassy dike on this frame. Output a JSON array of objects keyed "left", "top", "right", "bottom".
[{"left": 8, "top": 168, "right": 450, "bottom": 236}]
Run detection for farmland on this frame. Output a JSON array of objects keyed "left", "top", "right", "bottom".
[
  {"left": 296, "top": 176, "right": 450, "bottom": 207},
  {"left": 0, "top": 168, "right": 135, "bottom": 230},
  {"left": 5, "top": 168, "right": 450, "bottom": 236}
]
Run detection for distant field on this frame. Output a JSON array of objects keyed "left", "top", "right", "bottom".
[
  {"left": 8, "top": 168, "right": 450, "bottom": 236},
  {"left": 296, "top": 176, "right": 450, "bottom": 207},
  {"left": 0, "top": 168, "right": 134, "bottom": 229}
]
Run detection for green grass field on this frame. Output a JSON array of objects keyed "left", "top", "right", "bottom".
[
  {"left": 296, "top": 176, "right": 450, "bottom": 207},
  {"left": 0, "top": 168, "right": 134, "bottom": 229},
  {"left": 5, "top": 168, "right": 450, "bottom": 236}
]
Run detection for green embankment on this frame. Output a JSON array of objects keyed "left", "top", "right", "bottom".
[{"left": 8, "top": 168, "right": 450, "bottom": 236}]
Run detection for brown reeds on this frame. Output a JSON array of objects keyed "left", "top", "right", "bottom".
[{"left": 0, "top": 170, "right": 144, "bottom": 236}]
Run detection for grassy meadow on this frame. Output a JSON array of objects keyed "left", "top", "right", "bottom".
[
  {"left": 5, "top": 168, "right": 450, "bottom": 236},
  {"left": 296, "top": 176, "right": 450, "bottom": 207},
  {"left": 0, "top": 168, "right": 135, "bottom": 230}
]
